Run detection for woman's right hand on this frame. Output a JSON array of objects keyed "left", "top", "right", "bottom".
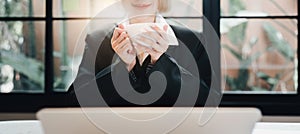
[{"left": 111, "top": 24, "right": 136, "bottom": 71}]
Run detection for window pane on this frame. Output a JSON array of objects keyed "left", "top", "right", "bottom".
[
  {"left": 53, "top": 0, "right": 118, "bottom": 17},
  {"left": 0, "top": 0, "right": 45, "bottom": 17},
  {"left": 0, "top": 21, "right": 45, "bottom": 93},
  {"left": 53, "top": 20, "right": 89, "bottom": 92},
  {"left": 221, "top": 0, "right": 298, "bottom": 16},
  {"left": 166, "top": 18, "right": 203, "bottom": 32},
  {"left": 53, "top": 0, "right": 203, "bottom": 17},
  {"left": 162, "top": 0, "right": 203, "bottom": 17},
  {"left": 221, "top": 19, "right": 298, "bottom": 93}
]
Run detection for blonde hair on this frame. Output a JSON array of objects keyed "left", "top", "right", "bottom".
[{"left": 158, "top": 0, "right": 170, "bottom": 13}]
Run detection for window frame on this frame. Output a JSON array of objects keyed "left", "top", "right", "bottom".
[
  {"left": 210, "top": 0, "right": 300, "bottom": 115},
  {"left": 0, "top": 0, "right": 299, "bottom": 115}
]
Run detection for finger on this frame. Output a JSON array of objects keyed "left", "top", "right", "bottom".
[
  {"left": 116, "top": 38, "right": 130, "bottom": 51},
  {"left": 112, "top": 28, "right": 122, "bottom": 40},
  {"left": 150, "top": 40, "right": 168, "bottom": 53},
  {"left": 150, "top": 26, "right": 168, "bottom": 40},
  {"left": 119, "top": 42, "right": 133, "bottom": 54},
  {"left": 112, "top": 27, "right": 124, "bottom": 41},
  {"left": 151, "top": 43, "right": 164, "bottom": 53},
  {"left": 144, "top": 31, "right": 166, "bottom": 45},
  {"left": 128, "top": 42, "right": 136, "bottom": 55},
  {"left": 118, "top": 24, "right": 125, "bottom": 29},
  {"left": 116, "top": 32, "right": 128, "bottom": 43},
  {"left": 112, "top": 30, "right": 119, "bottom": 41},
  {"left": 142, "top": 32, "right": 167, "bottom": 51},
  {"left": 112, "top": 32, "right": 127, "bottom": 48},
  {"left": 128, "top": 46, "right": 136, "bottom": 55},
  {"left": 163, "top": 25, "right": 168, "bottom": 32},
  {"left": 138, "top": 34, "right": 167, "bottom": 52}
]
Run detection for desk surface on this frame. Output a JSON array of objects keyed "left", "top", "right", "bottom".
[
  {"left": 0, "top": 121, "right": 299, "bottom": 134},
  {"left": 253, "top": 122, "right": 300, "bottom": 134}
]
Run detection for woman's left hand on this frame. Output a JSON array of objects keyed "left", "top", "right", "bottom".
[{"left": 133, "top": 25, "right": 169, "bottom": 64}]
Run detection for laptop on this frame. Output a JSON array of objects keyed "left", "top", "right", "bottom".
[{"left": 37, "top": 107, "right": 261, "bottom": 134}]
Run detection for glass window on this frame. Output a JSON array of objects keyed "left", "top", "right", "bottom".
[
  {"left": 163, "top": 0, "right": 203, "bottom": 17},
  {"left": 166, "top": 19, "right": 203, "bottom": 32},
  {"left": 0, "top": 21, "right": 45, "bottom": 93},
  {"left": 221, "top": 0, "right": 298, "bottom": 16},
  {"left": 53, "top": 20, "right": 89, "bottom": 92},
  {"left": 53, "top": 0, "right": 203, "bottom": 17},
  {"left": 53, "top": 0, "right": 116, "bottom": 17},
  {"left": 0, "top": 0, "right": 45, "bottom": 17},
  {"left": 220, "top": 0, "right": 298, "bottom": 94},
  {"left": 221, "top": 18, "right": 297, "bottom": 93}
]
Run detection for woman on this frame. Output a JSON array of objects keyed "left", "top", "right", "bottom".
[{"left": 68, "top": 0, "right": 212, "bottom": 106}]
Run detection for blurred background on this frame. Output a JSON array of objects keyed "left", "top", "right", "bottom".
[{"left": 0, "top": 0, "right": 298, "bottom": 94}]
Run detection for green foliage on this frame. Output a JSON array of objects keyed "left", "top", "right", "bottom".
[
  {"left": 236, "top": 68, "right": 249, "bottom": 90},
  {"left": 222, "top": 17, "right": 252, "bottom": 91},
  {"left": 228, "top": 22, "right": 248, "bottom": 47},
  {"left": 229, "top": 0, "right": 246, "bottom": 15},
  {"left": 0, "top": 50, "right": 44, "bottom": 88},
  {"left": 223, "top": 0, "right": 296, "bottom": 92},
  {"left": 224, "top": 22, "right": 295, "bottom": 91},
  {"left": 0, "top": 0, "right": 42, "bottom": 92},
  {"left": 0, "top": 0, "right": 28, "bottom": 16},
  {"left": 222, "top": 45, "right": 242, "bottom": 60},
  {"left": 262, "top": 22, "right": 295, "bottom": 61},
  {"left": 256, "top": 72, "right": 279, "bottom": 89}
]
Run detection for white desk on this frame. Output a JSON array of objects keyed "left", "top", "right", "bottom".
[
  {"left": 0, "top": 121, "right": 299, "bottom": 134},
  {"left": 0, "top": 121, "right": 43, "bottom": 134},
  {"left": 253, "top": 122, "right": 300, "bottom": 134}
]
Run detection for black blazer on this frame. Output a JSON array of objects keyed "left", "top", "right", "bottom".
[{"left": 67, "top": 24, "right": 214, "bottom": 106}]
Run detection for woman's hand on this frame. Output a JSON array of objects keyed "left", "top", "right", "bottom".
[
  {"left": 133, "top": 25, "right": 169, "bottom": 64},
  {"left": 111, "top": 24, "right": 136, "bottom": 71}
]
